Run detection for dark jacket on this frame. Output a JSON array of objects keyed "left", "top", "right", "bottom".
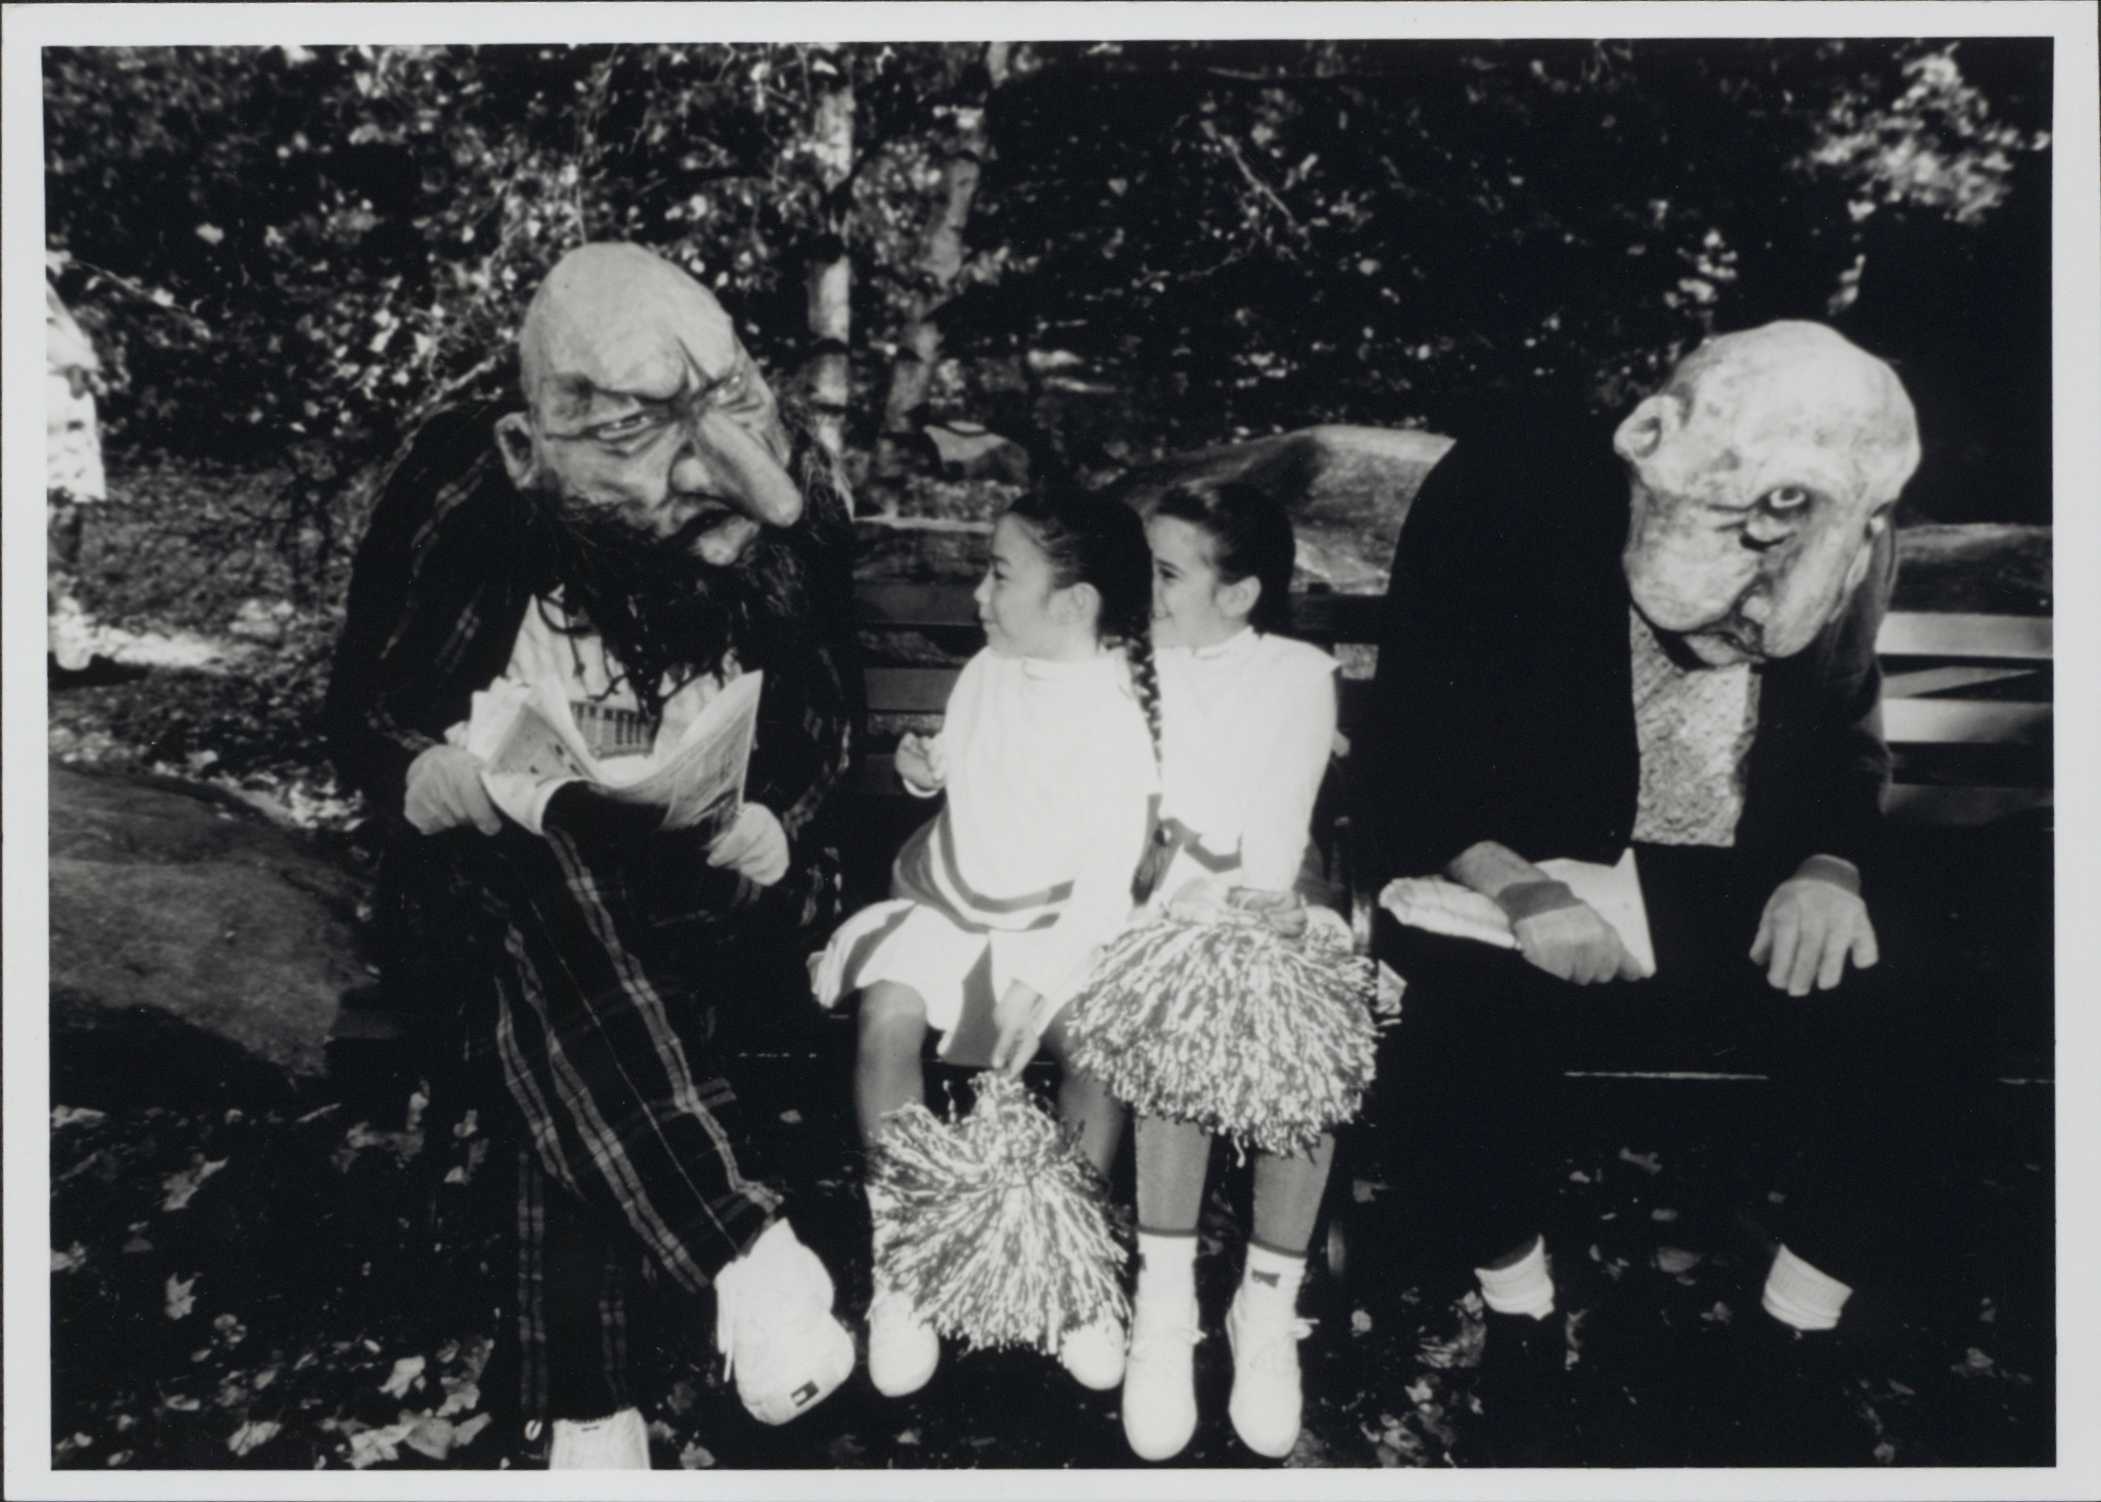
[
  {"left": 1359, "top": 415, "right": 1893, "bottom": 886},
  {"left": 325, "top": 402, "right": 858, "bottom": 855}
]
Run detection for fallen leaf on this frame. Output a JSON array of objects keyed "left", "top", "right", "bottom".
[
  {"left": 1700, "top": 1300, "right": 1733, "bottom": 1326},
  {"left": 165, "top": 1273, "right": 198, "bottom": 1320},
  {"left": 51, "top": 1243, "right": 88, "bottom": 1273},
  {"left": 1351, "top": 1309, "right": 1375, "bottom": 1335},
  {"left": 436, "top": 1378, "right": 480, "bottom": 1417},
  {"left": 454, "top": 1414, "right": 492, "bottom": 1449},
  {"left": 346, "top": 1416, "right": 418, "bottom": 1469},
  {"left": 895, "top": 1428, "right": 921, "bottom": 1446},
  {"left": 404, "top": 1416, "right": 454, "bottom": 1461},
  {"left": 162, "top": 1157, "right": 229, "bottom": 1212},
  {"left": 55, "top": 1432, "right": 93, "bottom": 1459},
  {"left": 163, "top": 1393, "right": 202, "bottom": 1413},
  {"left": 1656, "top": 1246, "right": 1704, "bottom": 1274},
  {"left": 106, "top": 1451, "right": 133, "bottom": 1467},
  {"left": 1568, "top": 1169, "right": 1593, "bottom": 1184},
  {"left": 778, "top": 1108, "right": 803, "bottom": 1124},
  {"left": 679, "top": 1439, "right": 717, "bottom": 1469},
  {"left": 229, "top": 1420, "right": 281, "bottom": 1457},
  {"left": 378, "top": 1355, "right": 426, "bottom": 1397},
  {"left": 123, "top": 1236, "right": 153, "bottom": 1255},
  {"left": 1649, "top": 1207, "right": 1680, "bottom": 1223},
  {"left": 51, "top": 1106, "right": 108, "bottom": 1130},
  {"left": 1617, "top": 1147, "right": 1662, "bottom": 1175},
  {"left": 1873, "top": 1439, "right": 1897, "bottom": 1464}
]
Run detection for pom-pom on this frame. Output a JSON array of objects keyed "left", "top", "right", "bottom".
[
  {"left": 1064, "top": 899, "right": 1380, "bottom": 1158},
  {"left": 868, "top": 1076, "right": 1129, "bottom": 1354}
]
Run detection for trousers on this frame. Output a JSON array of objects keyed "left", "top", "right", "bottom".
[{"left": 1378, "top": 842, "right": 1977, "bottom": 1291}]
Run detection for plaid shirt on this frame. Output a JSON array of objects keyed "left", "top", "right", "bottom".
[{"left": 326, "top": 404, "right": 857, "bottom": 1426}]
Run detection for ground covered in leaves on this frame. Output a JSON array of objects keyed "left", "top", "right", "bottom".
[{"left": 51, "top": 1050, "right": 2051, "bottom": 1473}]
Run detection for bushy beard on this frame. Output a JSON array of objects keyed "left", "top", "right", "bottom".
[{"left": 524, "top": 482, "right": 822, "bottom": 723}]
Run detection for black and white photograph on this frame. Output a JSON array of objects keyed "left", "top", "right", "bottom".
[{"left": 6, "top": 3, "right": 2096, "bottom": 1495}]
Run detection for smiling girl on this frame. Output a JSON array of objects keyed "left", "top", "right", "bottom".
[
  {"left": 1119, "top": 479, "right": 1345, "bottom": 1462},
  {"left": 813, "top": 488, "right": 1160, "bottom": 1399}
]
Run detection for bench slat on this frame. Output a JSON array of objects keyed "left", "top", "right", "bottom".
[
  {"left": 1876, "top": 611, "right": 2052, "bottom": 660},
  {"left": 1885, "top": 784, "right": 2051, "bottom": 827},
  {"left": 1883, "top": 664, "right": 2046, "bottom": 698},
  {"left": 1884, "top": 699, "right": 2051, "bottom": 747}
]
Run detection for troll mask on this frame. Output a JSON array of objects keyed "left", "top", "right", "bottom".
[{"left": 1615, "top": 321, "right": 1920, "bottom": 666}]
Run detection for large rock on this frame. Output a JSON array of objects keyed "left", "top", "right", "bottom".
[
  {"left": 49, "top": 765, "right": 372, "bottom": 1108},
  {"left": 1104, "top": 425, "right": 1456, "bottom": 592}
]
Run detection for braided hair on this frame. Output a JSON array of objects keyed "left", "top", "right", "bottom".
[{"left": 1001, "top": 487, "right": 1168, "bottom": 900}]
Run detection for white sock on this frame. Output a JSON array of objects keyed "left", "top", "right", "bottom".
[
  {"left": 1137, "top": 1230, "right": 1199, "bottom": 1300},
  {"left": 1242, "top": 1243, "right": 1307, "bottom": 1303},
  {"left": 1475, "top": 1235, "right": 1556, "bottom": 1320},
  {"left": 1761, "top": 1244, "right": 1853, "bottom": 1332}
]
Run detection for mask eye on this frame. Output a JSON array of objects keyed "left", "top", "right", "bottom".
[{"left": 1764, "top": 485, "right": 1811, "bottom": 513}]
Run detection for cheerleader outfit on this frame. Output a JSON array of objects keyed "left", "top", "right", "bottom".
[
  {"left": 1151, "top": 627, "right": 1338, "bottom": 903},
  {"left": 815, "top": 646, "right": 1157, "bottom": 1047}
]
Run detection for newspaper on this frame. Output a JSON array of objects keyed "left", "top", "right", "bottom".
[
  {"left": 464, "top": 670, "right": 763, "bottom": 842},
  {"left": 1378, "top": 846, "right": 1657, "bottom": 976}
]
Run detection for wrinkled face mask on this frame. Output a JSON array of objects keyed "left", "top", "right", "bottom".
[
  {"left": 497, "top": 242, "right": 803, "bottom": 568},
  {"left": 1615, "top": 322, "right": 1920, "bottom": 666}
]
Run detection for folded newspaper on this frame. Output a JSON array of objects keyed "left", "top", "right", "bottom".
[
  {"left": 463, "top": 670, "right": 763, "bottom": 842},
  {"left": 1378, "top": 846, "right": 1657, "bottom": 976}
]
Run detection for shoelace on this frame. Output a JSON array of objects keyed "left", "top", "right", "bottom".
[{"left": 1248, "top": 1315, "right": 1315, "bottom": 1372}]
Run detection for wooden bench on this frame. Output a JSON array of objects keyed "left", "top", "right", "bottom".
[
  {"left": 852, "top": 581, "right": 2054, "bottom": 828},
  {"left": 848, "top": 580, "right": 2055, "bottom": 1066}
]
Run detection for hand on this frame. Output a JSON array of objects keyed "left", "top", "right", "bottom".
[
  {"left": 988, "top": 981, "right": 1046, "bottom": 1078},
  {"left": 895, "top": 731, "right": 946, "bottom": 794},
  {"left": 1165, "top": 875, "right": 1233, "bottom": 923},
  {"left": 1226, "top": 885, "right": 1310, "bottom": 938},
  {"left": 1750, "top": 864, "right": 1878, "bottom": 996},
  {"left": 1497, "top": 880, "right": 1646, "bottom": 985},
  {"left": 707, "top": 803, "right": 790, "bottom": 887},
  {"left": 404, "top": 745, "right": 501, "bottom": 836}
]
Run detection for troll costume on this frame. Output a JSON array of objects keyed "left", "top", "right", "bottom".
[
  {"left": 1360, "top": 323, "right": 1969, "bottom": 1368},
  {"left": 327, "top": 244, "right": 858, "bottom": 1443}
]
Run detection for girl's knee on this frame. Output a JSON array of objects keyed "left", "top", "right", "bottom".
[{"left": 857, "top": 983, "right": 929, "bottom": 1050}]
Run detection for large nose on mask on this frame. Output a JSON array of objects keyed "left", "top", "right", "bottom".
[{"left": 688, "top": 406, "right": 804, "bottom": 529}]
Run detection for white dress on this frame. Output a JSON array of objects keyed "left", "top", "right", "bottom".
[{"left": 814, "top": 646, "right": 1157, "bottom": 1042}]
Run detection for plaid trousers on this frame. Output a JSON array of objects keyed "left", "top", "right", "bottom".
[{"left": 391, "top": 820, "right": 835, "bottom": 1428}]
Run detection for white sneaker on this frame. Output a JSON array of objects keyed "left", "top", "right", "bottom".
[
  {"left": 1121, "top": 1286, "right": 1203, "bottom": 1461},
  {"left": 713, "top": 1219, "right": 855, "bottom": 1425},
  {"left": 1225, "top": 1282, "right": 1313, "bottom": 1458},
  {"left": 1056, "top": 1311, "right": 1128, "bottom": 1390},
  {"left": 867, "top": 1283, "right": 941, "bottom": 1397},
  {"left": 547, "top": 1406, "right": 650, "bottom": 1469}
]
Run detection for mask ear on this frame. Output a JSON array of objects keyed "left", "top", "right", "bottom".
[
  {"left": 1612, "top": 393, "right": 1680, "bottom": 465},
  {"left": 494, "top": 412, "right": 541, "bottom": 489}
]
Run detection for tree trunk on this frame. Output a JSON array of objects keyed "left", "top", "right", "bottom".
[
  {"left": 868, "top": 43, "right": 1011, "bottom": 514},
  {"left": 803, "top": 56, "right": 856, "bottom": 475}
]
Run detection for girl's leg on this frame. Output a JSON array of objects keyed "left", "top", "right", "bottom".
[
  {"left": 1041, "top": 1011, "right": 1127, "bottom": 1177},
  {"left": 1249, "top": 1134, "right": 1336, "bottom": 1257},
  {"left": 854, "top": 981, "right": 931, "bottom": 1149},
  {"left": 1226, "top": 1135, "right": 1336, "bottom": 1460},
  {"left": 855, "top": 982, "right": 941, "bottom": 1397},
  {"left": 1123, "top": 1114, "right": 1213, "bottom": 1460}
]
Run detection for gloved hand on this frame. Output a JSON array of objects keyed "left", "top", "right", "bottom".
[
  {"left": 1750, "top": 857, "right": 1878, "bottom": 996},
  {"left": 405, "top": 745, "right": 502, "bottom": 836},
  {"left": 1495, "top": 879, "right": 1647, "bottom": 986},
  {"left": 706, "top": 804, "right": 790, "bottom": 887}
]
